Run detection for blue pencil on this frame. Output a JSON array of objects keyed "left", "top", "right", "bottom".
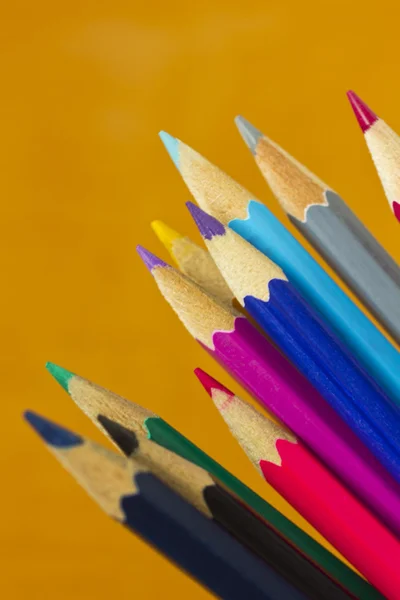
[
  {"left": 186, "top": 202, "right": 400, "bottom": 492},
  {"left": 159, "top": 131, "right": 400, "bottom": 405},
  {"left": 24, "top": 411, "right": 308, "bottom": 600}
]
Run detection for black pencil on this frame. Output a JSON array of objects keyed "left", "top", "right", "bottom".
[{"left": 99, "top": 415, "right": 353, "bottom": 600}]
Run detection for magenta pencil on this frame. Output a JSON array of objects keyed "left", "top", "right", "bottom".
[
  {"left": 137, "top": 245, "right": 400, "bottom": 528},
  {"left": 348, "top": 90, "right": 400, "bottom": 223}
]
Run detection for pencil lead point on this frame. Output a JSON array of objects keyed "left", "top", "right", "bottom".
[
  {"left": 235, "top": 116, "right": 262, "bottom": 155},
  {"left": 46, "top": 362, "right": 74, "bottom": 393},
  {"left": 151, "top": 220, "right": 181, "bottom": 256},
  {"left": 347, "top": 91, "right": 378, "bottom": 133},
  {"left": 194, "top": 368, "right": 234, "bottom": 397},
  {"left": 24, "top": 411, "right": 83, "bottom": 448},
  {"left": 98, "top": 415, "right": 139, "bottom": 456},
  {"left": 393, "top": 201, "right": 400, "bottom": 222},
  {"left": 186, "top": 202, "right": 226, "bottom": 240},
  {"left": 159, "top": 131, "right": 180, "bottom": 169},
  {"left": 136, "top": 245, "right": 168, "bottom": 272}
]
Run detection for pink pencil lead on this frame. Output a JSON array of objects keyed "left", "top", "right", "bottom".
[
  {"left": 347, "top": 90, "right": 378, "bottom": 133},
  {"left": 194, "top": 368, "right": 234, "bottom": 397},
  {"left": 393, "top": 201, "right": 400, "bottom": 223}
]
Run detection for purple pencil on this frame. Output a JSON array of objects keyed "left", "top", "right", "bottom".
[{"left": 137, "top": 244, "right": 400, "bottom": 527}]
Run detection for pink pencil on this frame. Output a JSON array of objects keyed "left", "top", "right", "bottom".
[
  {"left": 348, "top": 90, "right": 400, "bottom": 223},
  {"left": 195, "top": 368, "right": 400, "bottom": 600},
  {"left": 137, "top": 245, "right": 400, "bottom": 534}
]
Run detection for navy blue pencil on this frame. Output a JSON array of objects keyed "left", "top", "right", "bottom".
[
  {"left": 186, "top": 203, "right": 400, "bottom": 493},
  {"left": 24, "top": 411, "right": 308, "bottom": 600}
]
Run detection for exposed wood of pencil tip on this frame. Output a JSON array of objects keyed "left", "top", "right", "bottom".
[
  {"left": 254, "top": 134, "right": 329, "bottom": 222},
  {"left": 177, "top": 140, "right": 253, "bottom": 223},
  {"left": 47, "top": 438, "right": 137, "bottom": 520},
  {"left": 364, "top": 119, "right": 400, "bottom": 209},
  {"left": 152, "top": 264, "right": 240, "bottom": 349},
  {"left": 210, "top": 387, "right": 297, "bottom": 470},
  {"left": 205, "top": 227, "right": 287, "bottom": 305},
  {"left": 152, "top": 220, "right": 234, "bottom": 305},
  {"left": 103, "top": 418, "right": 214, "bottom": 517},
  {"left": 67, "top": 374, "right": 156, "bottom": 445}
]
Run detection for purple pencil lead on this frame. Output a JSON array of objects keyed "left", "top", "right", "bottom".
[
  {"left": 186, "top": 202, "right": 226, "bottom": 240},
  {"left": 136, "top": 245, "right": 168, "bottom": 272}
]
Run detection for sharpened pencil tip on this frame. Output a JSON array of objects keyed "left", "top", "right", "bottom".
[
  {"left": 24, "top": 411, "right": 83, "bottom": 448},
  {"left": 159, "top": 131, "right": 180, "bottom": 169},
  {"left": 194, "top": 368, "right": 234, "bottom": 397},
  {"left": 98, "top": 415, "right": 139, "bottom": 456},
  {"left": 151, "top": 220, "right": 181, "bottom": 257},
  {"left": 235, "top": 116, "right": 262, "bottom": 155},
  {"left": 393, "top": 201, "right": 400, "bottom": 222},
  {"left": 136, "top": 245, "right": 168, "bottom": 272},
  {"left": 46, "top": 362, "right": 74, "bottom": 393},
  {"left": 186, "top": 202, "right": 226, "bottom": 240},
  {"left": 347, "top": 91, "right": 378, "bottom": 133}
]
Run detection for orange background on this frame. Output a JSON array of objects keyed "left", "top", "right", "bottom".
[{"left": 3, "top": 1, "right": 400, "bottom": 598}]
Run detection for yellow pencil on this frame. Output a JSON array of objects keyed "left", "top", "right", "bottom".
[{"left": 151, "top": 220, "right": 233, "bottom": 305}]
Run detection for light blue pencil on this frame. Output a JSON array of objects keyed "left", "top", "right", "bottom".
[{"left": 159, "top": 131, "right": 400, "bottom": 404}]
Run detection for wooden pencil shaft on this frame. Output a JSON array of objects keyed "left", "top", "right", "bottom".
[
  {"left": 292, "top": 190, "right": 400, "bottom": 344},
  {"left": 124, "top": 472, "right": 307, "bottom": 600}
]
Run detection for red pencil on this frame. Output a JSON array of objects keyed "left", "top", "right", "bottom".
[
  {"left": 347, "top": 90, "right": 400, "bottom": 223},
  {"left": 195, "top": 368, "right": 400, "bottom": 600}
]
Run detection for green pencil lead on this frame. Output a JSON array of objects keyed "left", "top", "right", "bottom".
[{"left": 46, "top": 361, "right": 74, "bottom": 393}]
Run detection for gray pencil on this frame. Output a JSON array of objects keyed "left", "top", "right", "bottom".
[{"left": 235, "top": 115, "right": 400, "bottom": 345}]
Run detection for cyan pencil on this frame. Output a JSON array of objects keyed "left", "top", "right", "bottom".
[{"left": 158, "top": 131, "right": 400, "bottom": 404}]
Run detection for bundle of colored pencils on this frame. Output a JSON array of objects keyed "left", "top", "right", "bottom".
[{"left": 25, "top": 91, "right": 400, "bottom": 599}]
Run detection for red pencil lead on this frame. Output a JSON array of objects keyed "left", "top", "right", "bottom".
[
  {"left": 347, "top": 90, "right": 378, "bottom": 133},
  {"left": 194, "top": 368, "right": 234, "bottom": 398},
  {"left": 393, "top": 202, "right": 400, "bottom": 223}
]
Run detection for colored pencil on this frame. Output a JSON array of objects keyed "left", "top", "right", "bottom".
[
  {"left": 348, "top": 90, "right": 400, "bottom": 224},
  {"left": 99, "top": 415, "right": 352, "bottom": 599},
  {"left": 45, "top": 362, "right": 380, "bottom": 599},
  {"left": 187, "top": 201, "right": 400, "bottom": 491},
  {"left": 151, "top": 219, "right": 262, "bottom": 330},
  {"left": 136, "top": 245, "right": 400, "bottom": 528},
  {"left": 235, "top": 115, "right": 400, "bottom": 345},
  {"left": 159, "top": 131, "right": 400, "bottom": 403},
  {"left": 25, "top": 411, "right": 307, "bottom": 600},
  {"left": 196, "top": 370, "right": 400, "bottom": 600},
  {"left": 151, "top": 219, "right": 233, "bottom": 305}
]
